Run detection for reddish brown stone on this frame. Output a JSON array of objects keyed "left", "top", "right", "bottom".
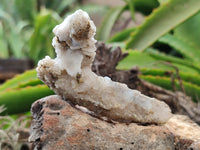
[{"left": 29, "top": 95, "right": 200, "bottom": 150}]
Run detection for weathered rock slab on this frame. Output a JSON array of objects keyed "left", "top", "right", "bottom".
[{"left": 29, "top": 95, "right": 200, "bottom": 150}]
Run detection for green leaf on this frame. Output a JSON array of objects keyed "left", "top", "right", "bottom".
[
  {"left": 146, "top": 48, "right": 200, "bottom": 73},
  {"left": 97, "top": 6, "right": 126, "bottom": 41},
  {"left": 140, "top": 75, "right": 200, "bottom": 102},
  {"left": 126, "top": 0, "right": 200, "bottom": 50},
  {"left": 0, "top": 85, "right": 54, "bottom": 115},
  {"left": 125, "top": 0, "right": 159, "bottom": 15},
  {"left": 117, "top": 50, "right": 157, "bottom": 70},
  {"left": 141, "top": 68, "right": 200, "bottom": 87},
  {"left": 158, "top": 0, "right": 169, "bottom": 4},
  {"left": 29, "top": 8, "right": 60, "bottom": 64},
  {"left": 0, "top": 9, "right": 15, "bottom": 25},
  {"left": 0, "top": 9, "right": 27, "bottom": 58},
  {"left": 15, "top": 79, "right": 43, "bottom": 89},
  {"left": 117, "top": 50, "right": 200, "bottom": 74},
  {"left": 124, "top": 0, "right": 135, "bottom": 20},
  {"left": 158, "top": 34, "right": 200, "bottom": 62},
  {"left": 174, "top": 12, "right": 200, "bottom": 50},
  {"left": 14, "top": 0, "right": 37, "bottom": 23},
  {"left": 108, "top": 27, "right": 136, "bottom": 42},
  {"left": 8, "top": 26, "right": 25, "bottom": 58},
  {"left": 0, "top": 0, "right": 15, "bottom": 18},
  {"left": 0, "top": 69, "right": 37, "bottom": 91},
  {"left": 0, "top": 23, "right": 8, "bottom": 58}
]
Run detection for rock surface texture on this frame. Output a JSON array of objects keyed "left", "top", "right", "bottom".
[{"left": 29, "top": 95, "right": 200, "bottom": 150}]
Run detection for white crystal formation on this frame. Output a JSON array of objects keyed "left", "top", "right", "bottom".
[{"left": 37, "top": 9, "right": 172, "bottom": 124}]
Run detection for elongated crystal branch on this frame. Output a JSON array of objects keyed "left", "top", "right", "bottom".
[{"left": 37, "top": 9, "right": 172, "bottom": 124}]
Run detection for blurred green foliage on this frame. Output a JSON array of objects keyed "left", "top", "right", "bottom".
[
  {"left": 0, "top": 0, "right": 108, "bottom": 64},
  {"left": 0, "top": 0, "right": 59, "bottom": 63},
  {"left": 97, "top": 0, "right": 200, "bottom": 102}
]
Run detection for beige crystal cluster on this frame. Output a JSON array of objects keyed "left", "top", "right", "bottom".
[{"left": 36, "top": 9, "right": 172, "bottom": 124}]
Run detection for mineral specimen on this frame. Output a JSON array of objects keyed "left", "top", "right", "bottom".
[{"left": 36, "top": 9, "right": 172, "bottom": 124}]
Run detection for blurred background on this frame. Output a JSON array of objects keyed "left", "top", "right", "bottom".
[
  {"left": 0, "top": 0, "right": 200, "bottom": 149},
  {"left": 0, "top": 0, "right": 110, "bottom": 81}
]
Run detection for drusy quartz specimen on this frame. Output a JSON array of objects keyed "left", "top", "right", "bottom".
[{"left": 37, "top": 9, "right": 172, "bottom": 124}]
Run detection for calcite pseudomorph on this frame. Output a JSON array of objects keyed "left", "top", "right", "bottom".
[{"left": 36, "top": 9, "right": 172, "bottom": 124}]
